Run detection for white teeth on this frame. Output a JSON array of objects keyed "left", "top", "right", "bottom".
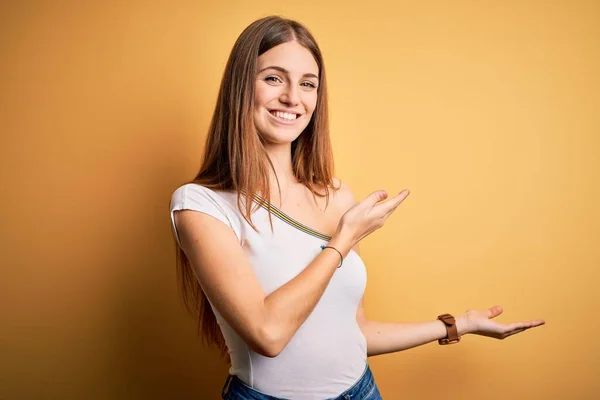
[{"left": 271, "top": 111, "right": 297, "bottom": 121}]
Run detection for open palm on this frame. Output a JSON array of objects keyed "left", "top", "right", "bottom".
[{"left": 463, "top": 306, "right": 545, "bottom": 340}]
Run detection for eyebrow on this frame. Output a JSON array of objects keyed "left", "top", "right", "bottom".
[{"left": 258, "top": 65, "right": 319, "bottom": 80}]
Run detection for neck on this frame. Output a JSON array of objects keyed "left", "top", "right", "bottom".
[{"left": 264, "top": 143, "right": 298, "bottom": 202}]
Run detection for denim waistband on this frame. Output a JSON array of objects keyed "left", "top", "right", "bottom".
[{"left": 221, "top": 363, "right": 382, "bottom": 399}]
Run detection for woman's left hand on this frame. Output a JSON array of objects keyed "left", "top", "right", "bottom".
[{"left": 456, "top": 306, "right": 545, "bottom": 339}]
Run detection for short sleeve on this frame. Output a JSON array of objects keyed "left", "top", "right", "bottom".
[{"left": 169, "top": 183, "right": 238, "bottom": 247}]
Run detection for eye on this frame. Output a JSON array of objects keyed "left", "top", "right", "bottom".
[
  {"left": 265, "top": 76, "right": 283, "bottom": 83},
  {"left": 301, "top": 81, "right": 317, "bottom": 88}
]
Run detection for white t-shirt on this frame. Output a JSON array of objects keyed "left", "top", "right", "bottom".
[{"left": 170, "top": 183, "right": 367, "bottom": 399}]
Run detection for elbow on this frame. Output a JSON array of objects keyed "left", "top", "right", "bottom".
[
  {"left": 257, "top": 344, "right": 282, "bottom": 359},
  {"left": 252, "top": 325, "right": 285, "bottom": 358}
]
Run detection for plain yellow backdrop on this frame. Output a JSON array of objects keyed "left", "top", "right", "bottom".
[{"left": 1, "top": 1, "right": 598, "bottom": 399}]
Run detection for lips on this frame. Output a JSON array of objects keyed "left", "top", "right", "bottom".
[{"left": 269, "top": 110, "right": 300, "bottom": 121}]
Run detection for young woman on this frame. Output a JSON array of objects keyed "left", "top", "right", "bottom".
[{"left": 169, "top": 16, "right": 545, "bottom": 400}]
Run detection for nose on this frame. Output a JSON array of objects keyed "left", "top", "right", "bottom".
[{"left": 279, "top": 83, "right": 300, "bottom": 106}]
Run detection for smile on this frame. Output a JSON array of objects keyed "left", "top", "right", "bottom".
[{"left": 269, "top": 110, "right": 300, "bottom": 124}]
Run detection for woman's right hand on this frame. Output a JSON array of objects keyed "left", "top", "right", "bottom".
[{"left": 335, "top": 189, "right": 410, "bottom": 247}]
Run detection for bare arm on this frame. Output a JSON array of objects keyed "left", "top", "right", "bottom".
[
  {"left": 174, "top": 209, "right": 353, "bottom": 358},
  {"left": 349, "top": 202, "right": 544, "bottom": 357},
  {"left": 354, "top": 249, "right": 544, "bottom": 356},
  {"left": 357, "top": 298, "right": 543, "bottom": 356},
  {"left": 173, "top": 188, "right": 407, "bottom": 358},
  {"left": 356, "top": 295, "right": 453, "bottom": 356},
  {"left": 360, "top": 320, "right": 451, "bottom": 356}
]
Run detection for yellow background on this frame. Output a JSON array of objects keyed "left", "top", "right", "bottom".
[{"left": 1, "top": 1, "right": 598, "bottom": 399}]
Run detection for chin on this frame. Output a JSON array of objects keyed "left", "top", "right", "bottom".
[
  {"left": 256, "top": 121, "right": 308, "bottom": 144},
  {"left": 260, "top": 129, "right": 304, "bottom": 144}
]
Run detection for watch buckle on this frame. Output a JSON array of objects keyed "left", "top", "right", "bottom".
[{"left": 439, "top": 337, "right": 460, "bottom": 345}]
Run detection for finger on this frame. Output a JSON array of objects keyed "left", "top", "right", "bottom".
[
  {"left": 521, "top": 319, "right": 546, "bottom": 328},
  {"left": 509, "top": 320, "right": 545, "bottom": 330},
  {"left": 361, "top": 190, "right": 389, "bottom": 209},
  {"left": 487, "top": 306, "right": 503, "bottom": 319},
  {"left": 504, "top": 322, "right": 525, "bottom": 332},
  {"left": 504, "top": 328, "right": 527, "bottom": 338},
  {"left": 379, "top": 190, "right": 410, "bottom": 217},
  {"left": 504, "top": 319, "right": 547, "bottom": 338},
  {"left": 505, "top": 320, "right": 543, "bottom": 333}
]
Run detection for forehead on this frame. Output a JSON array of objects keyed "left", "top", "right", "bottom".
[{"left": 257, "top": 41, "right": 319, "bottom": 76}]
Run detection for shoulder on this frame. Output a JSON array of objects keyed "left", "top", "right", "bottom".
[
  {"left": 170, "top": 182, "right": 233, "bottom": 223},
  {"left": 172, "top": 182, "right": 213, "bottom": 196},
  {"left": 170, "top": 182, "right": 242, "bottom": 245},
  {"left": 331, "top": 177, "right": 358, "bottom": 213},
  {"left": 171, "top": 183, "right": 228, "bottom": 206}
]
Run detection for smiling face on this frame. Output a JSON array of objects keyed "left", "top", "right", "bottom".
[{"left": 254, "top": 40, "right": 320, "bottom": 145}]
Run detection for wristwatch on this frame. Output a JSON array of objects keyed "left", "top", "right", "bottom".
[{"left": 437, "top": 313, "right": 460, "bottom": 345}]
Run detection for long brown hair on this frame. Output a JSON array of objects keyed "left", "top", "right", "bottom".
[{"left": 175, "top": 15, "right": 338, "bottom": 361}]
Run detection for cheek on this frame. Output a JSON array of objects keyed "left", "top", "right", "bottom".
[
  {"left": 254, "top": 86, "right": 265, "bottom": 106},
  {"left": 306, "top": 94, "right": 318, "bottom": 114},
  {"left": 254, "top": 84, "right": 280, "bottom": 106},
  {"left": 254, "top": 83, "right": 267, "bottom": 106}
]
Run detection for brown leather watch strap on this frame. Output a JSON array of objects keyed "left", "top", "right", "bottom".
[{"left": 437, "top": 313, "right": 460, "bottom": 345}]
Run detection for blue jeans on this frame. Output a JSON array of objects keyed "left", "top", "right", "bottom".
[{"left": 221, "top": 364, "right": 382, "bottom": 399}]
